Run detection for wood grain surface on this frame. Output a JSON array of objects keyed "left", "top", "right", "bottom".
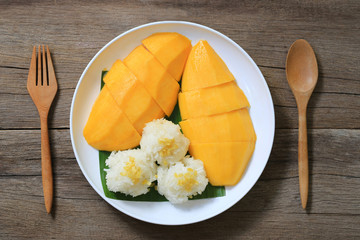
[{"left": 0, "top": 0, "right": 359, "bottom": 239}]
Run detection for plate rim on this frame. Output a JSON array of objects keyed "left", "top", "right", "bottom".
[{"left": 70, "top": 20, "right": 275, "bottom": 225}]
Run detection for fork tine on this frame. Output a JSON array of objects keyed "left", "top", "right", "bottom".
[
  {"left": 42, "top": 45, "right": 48, "bottom": 86},
  {"left": 37, "top": 45, "right": 42, "bottom": 86},
  {"left": 46, "top": 46, "right": 57, "bottom": 87},
  {"left": 27, "top": 46, "right": 37, "bottom": 87}
]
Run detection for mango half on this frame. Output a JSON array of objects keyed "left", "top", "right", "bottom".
[
  {"left": 84, "top": 33, "right": 190, "bottom": 151},
  {"left": 179, "top": 40, "right": 256, "bottom": 186}
]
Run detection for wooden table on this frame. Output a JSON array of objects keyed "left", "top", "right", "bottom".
[{"left": 1, "top": 1, "right": 359, "bottom": 239}]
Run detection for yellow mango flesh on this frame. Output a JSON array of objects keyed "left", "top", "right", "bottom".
[
  {"left": 189, "top": 142, "right": 255, "bottom": 186},
  {"left": 182, "top": 40, "right": 235, "bottom": 92},
  {"left": 124, "top": 45, "right": 180, "bottom": 116},
  {"left": 179, "top": 109, "right": 256, "bottom": 143},
  {"left": 179, "top": 40, "right": 256, "bottom": 186},
  {"left": 104, "top": 60, "right": 165, "bottom": 134},
  {"left": 178, "top": 81, "right": 250, "bottom": 120},
  {"left": 83, "top": 86, "right": 141, "bottom": 151},
  {"left": 142, "top": 32, "right": 192, "bottom": 82}
]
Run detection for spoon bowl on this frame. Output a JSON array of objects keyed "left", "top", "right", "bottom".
[
  {"left": 286, "top": 39, "right": 318, "bottom": 94},
  {"left": 286, "top": 39, "right": 318, "bottom": 209}
]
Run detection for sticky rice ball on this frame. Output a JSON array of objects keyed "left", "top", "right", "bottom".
[
  {"left": 140, "top": 118, "right": 190, "bottom": 166},
  {"left": 157, "top": 156, "right": 208, "bottom": 204},
  {"left": 105, "top": 149, "right": 157, "bottom": 197}
]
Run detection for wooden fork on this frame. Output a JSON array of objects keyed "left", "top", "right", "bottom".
[{"left": 27, "top": 46, "right": 58, "bottom": 213}]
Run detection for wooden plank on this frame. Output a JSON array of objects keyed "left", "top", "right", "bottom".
[
  {"left": 1, "top": 172, "right": 358, "bottom": 215},
  {"left": 1, "top": 128, "right": 359, "bottom": 178},
  {"left": 1, "top": 129, "right": 359, "bottom": 214},
  {"left": 1, "top": 0, "right": 359, "bottom": 238},
  {"left": 0, "top": 1, "right": 359, "bottom": 130},
  {"left": 0, "top": 56, "right": 359, "bottom": 130},
  {"left": 0, "top": 176, "right": 359, "bottom": 239},
  {"left": 0, "top": 0, "right": 359, "bottom": 78},
  {"left": 263, "top": 67, "right": 360, "bottom": 129},
  {"left": 0, "top": 129, "right": 74, "bottom": 176},
  {"left": 265, "top": 129, "right": 360, "bottom": 179}
]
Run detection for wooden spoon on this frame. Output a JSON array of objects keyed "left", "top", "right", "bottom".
[{"left": 286, "top": 39, "right": 318, "bottom": 209}]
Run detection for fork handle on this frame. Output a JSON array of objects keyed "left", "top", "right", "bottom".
[{"left": 40, "top": 114, "right": 53, "bottom": 214}]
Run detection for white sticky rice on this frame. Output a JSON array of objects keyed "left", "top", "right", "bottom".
[
  {"left": 105, "top": 149, "right": 157, "bottom": 197},
  {"left": 157, "top": 156, "right": 208, "bottom": 204},
  {"left": 105, "top": 119, "right": 208, "bottom": 204},
  {"left": 140, "top": 118, "right": 190, "bottom": 166}
]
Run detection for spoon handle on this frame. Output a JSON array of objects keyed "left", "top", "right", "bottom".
[{"left": 298, "top": 105, "right": 309, "bottom": 209}]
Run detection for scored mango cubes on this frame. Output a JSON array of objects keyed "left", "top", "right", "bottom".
[
  {"left": 142, "top": 32, "right": 192, "bottom": 82},
  {"left": 84, "top": 33, "right": 191, "bottom": 151},
  {"left": 124, "top": 45, "right": 179, "bottom": 117},
  {"left": 83, "top": 86, "right": 141, "bottom": 151},
  {"left": 104, "top": 60, "right": 165, "bottom": 134}
]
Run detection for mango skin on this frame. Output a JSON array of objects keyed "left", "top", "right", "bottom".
[
  {"left": 178, "top": 81, "right": 250, "bottom": 120},
  {"left": 104, "top": 60, "right": 165, "bottom": 134},
  {"left": 124, "top": 45, "right": 179, "bottom": 116},
  {"left": 182, "top": 40, "right": 234, "bottom": 92},
  {"left": 142, "top": 32, "right": 192, "bottom": 82},
  {"left": 189, "top": 142, "right": 255, "bottom": 186},
  {"left": 83, "top": 86, "right": 141, "bottom": 151}
]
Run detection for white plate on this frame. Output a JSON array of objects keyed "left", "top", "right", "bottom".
[{"left": 70, "top": 21, "right": 275, "bottom": 225}]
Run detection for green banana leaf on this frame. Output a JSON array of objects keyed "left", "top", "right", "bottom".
[{"left": 99, "top": 71, "right": 225, "bottom": 201}]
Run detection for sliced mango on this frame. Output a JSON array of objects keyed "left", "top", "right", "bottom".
[
  {"left": 124, "top": 45, "right": 179, "bottom": 116},
  {"left": 103, "top": 60, "right": 165, "bottom": 134},
  {"left": 83, "top": 86, "right": 141, "bottom": 151},
  {"left": 178, "top": 81, "right": 250, "bottom": 120},
  {"left": 179, "top": 109, "right": 256, "bottom": 143},
  {"left": 142, "top": 32, "right": 192, "bottom": 82},
  {"left": 178, "top": 39, "right": 256, "bottom": 186},
  {"left": 189, "top": 142, "right": 255, "bottom": 186},
  {"left": 182, "top": 40, "right": 234, "bottom": 92}
]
